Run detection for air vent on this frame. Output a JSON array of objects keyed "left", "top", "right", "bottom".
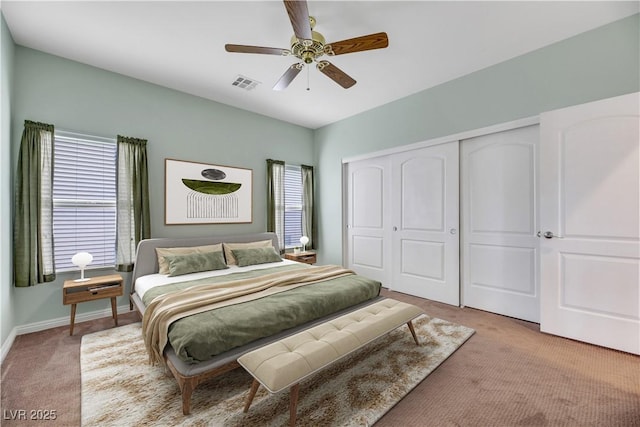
[{"left": 232, "top": 75, "right": 260, "bottom": 91}]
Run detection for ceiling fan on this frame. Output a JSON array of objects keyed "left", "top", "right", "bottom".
[{"left": 225, "top": 0, "right": 389, "bottom": 90}]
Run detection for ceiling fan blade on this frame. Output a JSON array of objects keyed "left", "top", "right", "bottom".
[
  {"left": 283, "top": 0, "right": 312, "bottom": 41},
  {"left": 317, "top": 61, "right": 356, "bottom": 89},
  {"left": 273, "top": 63, "right": 304, "bottom": 91},
  {"left": 225, "top": 44, "right": 289, "bottom": 56},
  {"left": 328, "top": 32, "right": 389, "bottom": 56}
]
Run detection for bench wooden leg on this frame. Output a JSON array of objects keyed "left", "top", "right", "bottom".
[
  {"left": 289, "top": 383, "right": 300, "bottom": 427},
  {"left": 243, "top": 380, "right": 299, "bottom": 425},
  {"left": 244, "top": 379, "right": 260, "bottom": 413},
  {"left": 407, "top": 320, "right": 420, "bottom": 345}
]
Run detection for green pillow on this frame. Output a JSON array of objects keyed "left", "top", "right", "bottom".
[
  {"left": 164, "top": 250, "right": 228, "bottom": 277},
  {"left": 232, "top": 247, "right": 282, "bottom": 267}
]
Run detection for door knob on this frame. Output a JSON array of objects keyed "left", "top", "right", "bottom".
[
  {"left": 393, "top": 226, "right": 398, "bottom": 231},
  {"left": 538, "top": 231, "right": 560, "bottom": 239},
  {"left": 450, "top": 228, "right": 457, "bottom": 235}
]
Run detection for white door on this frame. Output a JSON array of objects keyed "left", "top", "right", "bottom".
[
  {"left": 540, "top": 92, "right": 639, "bottom": 355},
  {"left": 391, "top": 142, "right": 460, "bottom": 305},
  {"left": 345, "top": 156, "right": 392, "bottom": 285},
  {"left": 461, "top": 125, "right": 540, "bottom": 322}
]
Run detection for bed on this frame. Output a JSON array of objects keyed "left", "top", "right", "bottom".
[{"left": 129, "top": 232, "right": 383, "bottom": 414}]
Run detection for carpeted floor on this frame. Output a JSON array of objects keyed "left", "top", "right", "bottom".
[{"left": 2, "top": 288, "right": 639, "bottom": 426}]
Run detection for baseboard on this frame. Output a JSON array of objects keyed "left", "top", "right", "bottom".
[
  {"left": 15, "top": 304, "right": 132, "bottom": 335},
  {"left": 1, "top": 327, "right": 17, "bottom": 364},
  {"left": 1, "top": 304, "right": 132, "bottom": 362}
]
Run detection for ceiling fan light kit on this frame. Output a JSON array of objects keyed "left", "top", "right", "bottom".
[{"left": 225, "top": 0, "right": 388, "bottom": 91}]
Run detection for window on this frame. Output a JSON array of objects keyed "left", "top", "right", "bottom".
[
  {"left": 283, "top": 164, "right": 303, "bottom": 248},
  {"left": 267, "top": 159, "right": 314, "bottom": 252},
  {"left": 52, "top": 131, "right": 117, "bottom": 271}
]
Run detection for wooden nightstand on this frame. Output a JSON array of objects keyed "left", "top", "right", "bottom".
[
  {"left": 284, "top": 251, "right": 317, "bottom": 265},
  {"left": 63, "top": 274, "right": 123, "bottom": 335}
]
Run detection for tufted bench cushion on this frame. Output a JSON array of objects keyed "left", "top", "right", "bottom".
[{"left": 237, "top": 298, "right": 424, "bottom": 425}]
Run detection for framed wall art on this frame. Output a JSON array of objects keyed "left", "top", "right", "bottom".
[{"left": 165, "top": 158, "right": 253, "bottom": 224}]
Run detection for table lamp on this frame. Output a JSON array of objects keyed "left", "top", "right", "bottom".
[
  {"left": 71, "top": 252, "right": 93, "bottom": 282},
  {"left": 299, "top": 236, "right": 309, "bottom": 252}
]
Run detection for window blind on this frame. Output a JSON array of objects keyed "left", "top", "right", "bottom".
[{"left": 52, "top": 132, "right": 117, "bottom": 271}]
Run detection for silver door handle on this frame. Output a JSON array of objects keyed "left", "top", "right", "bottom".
[
  {"left": 393, "top": 226, "right": 398, "bottom": 231},
  {"left": 450, "top": 228, "right": 457, "bottom": 235},
  {"left": 537, "top": 231, "right": 562, "bottom": 239}
]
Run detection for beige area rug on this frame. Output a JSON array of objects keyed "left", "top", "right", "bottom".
[{"left": 81, "top": 315, "right": 474, "bottom": 426}]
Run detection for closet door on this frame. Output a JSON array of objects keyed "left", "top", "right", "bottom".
[
  {"left": 539, "top": 92, "right": 639, "bottom": 354},
  {"left": 345, "top": 156, "right": 392, "bottom": 285},
  {"left": 391, "top": 141, "right": 460, "bottom": 305},
  {"left": 461, "top": 125, "right": 539, "bottom": 322}
]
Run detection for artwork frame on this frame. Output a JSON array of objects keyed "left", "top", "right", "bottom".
[{"left": 165, "top": 158, "right": 253, "bottom": 225}]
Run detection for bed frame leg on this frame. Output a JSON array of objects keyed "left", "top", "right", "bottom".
[
  {"left": 180, "top": 378, "right": 196, "bottom": 415},
  {"left": 407, "top": 320, "right": 420, "bottom": 345}
]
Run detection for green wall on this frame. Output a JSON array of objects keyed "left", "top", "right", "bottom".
[
  {"left": 314, "top": 13, "right": 640, "bottom": 265},
  {"left": 9, "top": 47, "right": 313, "bottom": 328},
  {"left": 1, "top": 14, "right": 16, "bottom": 347}
]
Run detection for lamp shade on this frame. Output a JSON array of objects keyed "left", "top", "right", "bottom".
[
  {"left": 71, "top": 252, "right": 93, "bottom": 282},
  {"left": 72, "top": 252, "right": 93, "bottom": 267}
]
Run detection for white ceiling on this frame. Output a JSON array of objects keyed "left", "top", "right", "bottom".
[{"left": 2, "top": 1, "right": 638, "bottom": 129}]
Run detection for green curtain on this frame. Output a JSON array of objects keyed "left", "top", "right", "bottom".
[
  {"left": 116, "top": 135, "right": 150, "bottom": 272},
  {"left": 266, "top": 159, "right": 285, "bottom": 252},
  {"left": 13, "top": 120, "right": 56, "bottom": 287},
  {"left": 301, "top": 164, "right": 316, "bottom": 250}
]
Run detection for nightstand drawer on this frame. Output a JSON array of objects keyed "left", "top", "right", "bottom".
[
  {"left": 284, "top": 251, "right": 317, "bottom": 265},
  {"left": 63, "top": 284, "right": 123, "bottom": 304}
]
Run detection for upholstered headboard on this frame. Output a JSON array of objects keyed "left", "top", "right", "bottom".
[{"left": 130, "top": 232, "right": 279, "bottom": 288}]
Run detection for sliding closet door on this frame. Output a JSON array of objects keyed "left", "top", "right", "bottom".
[
  {"left": 391, "top": 142, "right": 460, "bottom": 305},
  {"left": 345, "top": 156, "right": 392, "bottom": 285},
  {"left": 461, "top": 125, "right": 539, "bottom": 322},
  {"left": 539, "top": 92, "right": 639, "bottom": 354}
]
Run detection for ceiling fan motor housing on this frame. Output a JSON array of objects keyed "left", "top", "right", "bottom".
[{"left": 290, "top": 21, "right": 329, "bottom": 64}]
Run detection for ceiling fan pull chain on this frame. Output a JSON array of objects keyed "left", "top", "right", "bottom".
[{"left": 307, "top": 66, "right": 310, "bottom": 91}]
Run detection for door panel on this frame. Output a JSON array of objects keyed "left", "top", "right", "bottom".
[
  {"left": 561, "top": 119, "right": 639, "bottom": 239},
  {"left": 401, "top": 239, "right": 445, "bottom": 280},
  {"left": 346, "top": 157, "right": 391, "bottom": 285},
  {"left": 392, "top": 142, "right": 459, "bottom": 305},
  {"left": 468, "top": 244, "right": 535, "bottom": 294},
  {"left": 401, "top": 157, "right": 445, "bottom": 231},
  {"left": 540, "top": 92, "right": 639, "bottom": 355},
  {"left": 461, "top": 125, "right": 539, "bottom": 322}
]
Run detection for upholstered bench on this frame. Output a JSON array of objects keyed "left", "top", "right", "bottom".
[{"left": 237, "top": 298, "right": 424, "bottom": 426}]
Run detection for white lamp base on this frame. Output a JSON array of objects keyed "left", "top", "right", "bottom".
[{"left": 74, "top": 278, "right": 90, "bottom": 282}]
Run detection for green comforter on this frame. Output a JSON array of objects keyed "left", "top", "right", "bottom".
[{"left": 142, "top": 264, "right": 381, "bottom": 363}]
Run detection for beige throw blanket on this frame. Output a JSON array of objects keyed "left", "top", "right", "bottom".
[{"left": 142, "top": 265, "right": 355, "bottom": 365}]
